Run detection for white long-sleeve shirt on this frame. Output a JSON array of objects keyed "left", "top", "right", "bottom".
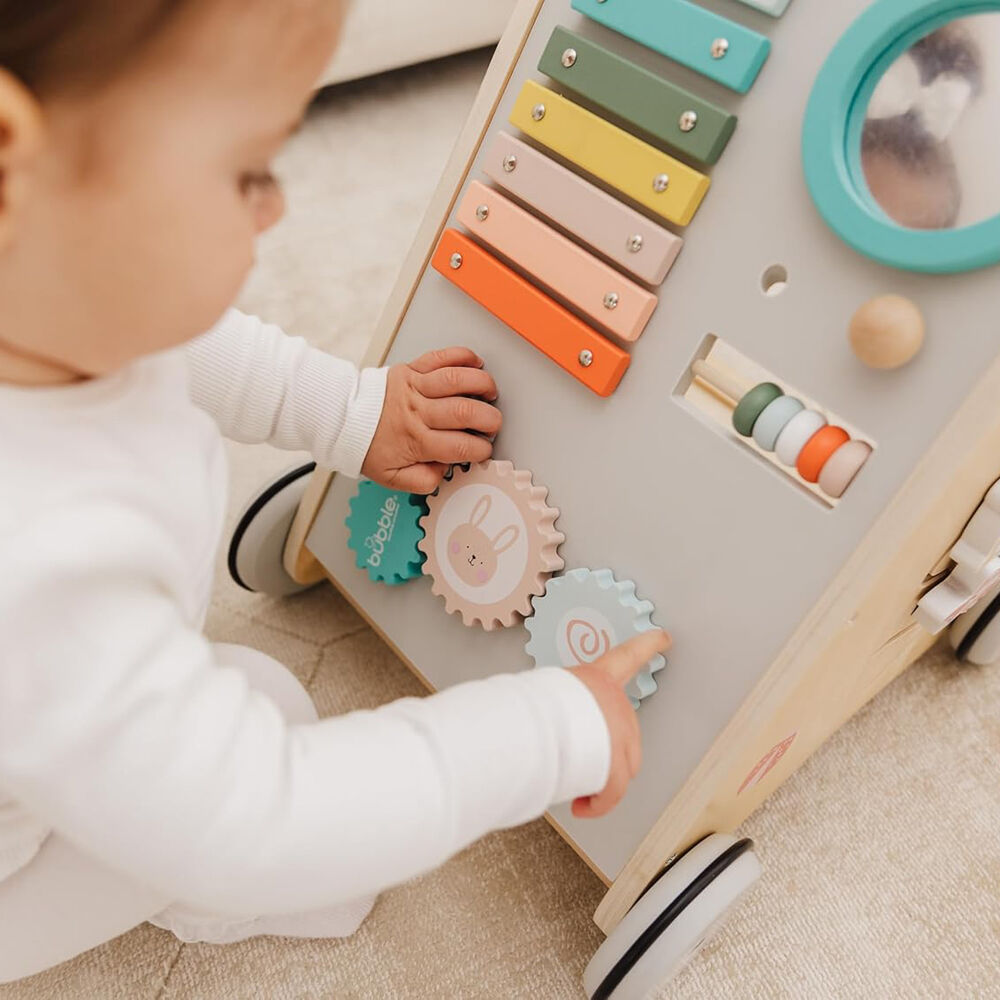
[{"left": 0, "top": 310, "right": 610, "bottom": 914}]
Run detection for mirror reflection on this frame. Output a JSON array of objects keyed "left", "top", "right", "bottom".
[{"left": 861, "top": 15, "right": 998, "bottom": 230}]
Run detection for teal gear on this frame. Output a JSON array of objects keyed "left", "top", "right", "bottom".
[
  {"left": 525, "top": 568, "right": 666, "bottom": 708},
  {"left": 346, "top": 480, "right": 428, "bottom": 586}
]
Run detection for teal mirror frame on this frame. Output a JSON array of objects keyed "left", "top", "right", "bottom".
[{"left": 803, "top": 0, "right": 1000, "bottom": 274}]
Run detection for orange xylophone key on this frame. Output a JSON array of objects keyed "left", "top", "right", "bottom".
[{"left": 432, "top": 229, "right": 631, "bottom": 398}]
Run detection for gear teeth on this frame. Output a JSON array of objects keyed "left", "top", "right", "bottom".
[
  {"left": 346, "top": 481, "right": 427, "bottom": 586},
  {"left": 419, "top": 460, "right": 564, "bottom": 631},
  {"left": 525, "top": 567, "right": 666, "bottom": 707}
]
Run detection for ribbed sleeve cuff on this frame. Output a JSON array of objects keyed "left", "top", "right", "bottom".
[
  {"left": 299, "top": 357, "right": 388, "bottom": 478},
  {"left": 529, "top": 667, "right": 612, "bottom": 804}
]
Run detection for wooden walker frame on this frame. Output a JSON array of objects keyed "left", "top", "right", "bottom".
[{"left": 280, "top": 0, "right": 1000, "bottom": 936}]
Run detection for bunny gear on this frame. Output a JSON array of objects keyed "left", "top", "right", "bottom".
[{"left": 418, "top": 461, "right": 565, "bottom": 630}]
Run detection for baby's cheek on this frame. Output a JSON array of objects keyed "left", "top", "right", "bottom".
[
  {"left": 476, "top": 569, "right": 489, "bottom": 583},
  {"left": 450, "top": 542, "right": 460, "bottom": 555}
]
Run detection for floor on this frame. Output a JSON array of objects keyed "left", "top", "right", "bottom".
[{"left": 5, "top": 50, "right": 1000, "bottom": 1000}]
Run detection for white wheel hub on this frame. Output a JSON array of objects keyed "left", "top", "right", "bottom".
[
  {"left": 584, "top": 833, "right": 761, "bottom": 1000},
  {"left": 951, "top": 577, "right": 1000, "bottom": 666},
  {"left": 228, "top": 464, "right": 317, "bottom": 597}
]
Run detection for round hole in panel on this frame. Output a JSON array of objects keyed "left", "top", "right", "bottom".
[{"left": 760, "top": 264, "right": 788, "bottom": 296}]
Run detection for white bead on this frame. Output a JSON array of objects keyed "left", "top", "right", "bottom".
[
  {"left": 774, "top": 409, "right": 827, "bottom": 467},
  {"left": 753, "top": 396, "right": 805, "bottom": 452}
]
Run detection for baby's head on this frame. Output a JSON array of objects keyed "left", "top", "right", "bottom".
[
  {"left": 861, "top": 114, "right": 961, "bottom": 231},
  {"left": 0, "top": 0, "right": 346, "bottom": 383}
]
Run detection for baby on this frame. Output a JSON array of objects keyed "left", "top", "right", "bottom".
[{"left": 0, "top": 0, "right": 668, "bottom": 983}]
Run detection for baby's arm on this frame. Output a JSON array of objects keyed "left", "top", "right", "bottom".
[
  {"left": 0, "top": 504, "right": 609, "bottom": 916},
  {"left": 186, "top": 310, "right": 385, "bottom": 478},
  {"left": 187, "top": 311, "right": 501, "bottom": 493}
]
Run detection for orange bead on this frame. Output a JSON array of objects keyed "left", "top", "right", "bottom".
[{"left": 797, "top": 426, "right": 851, "bottom": 483}]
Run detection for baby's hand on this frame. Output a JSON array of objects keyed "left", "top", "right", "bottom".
[
  {"left": 362, "top": 348, "right": 502, "bottom": 494},
  {"left": 569, "top": 630, "right": 673, "bottom": 819}
]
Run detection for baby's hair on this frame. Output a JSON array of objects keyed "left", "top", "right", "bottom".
[
  {"left": 862, "top": 115, "right": 962, "bottom": 229},
  {"left": 0, "top": 0, "right": 191, "bottom": 93},
  {"left": 910, "top": 22, "right": 983, "bottom": 94},
  {"left": 862, "top": 113, "right": 947, "bottom": 172}
]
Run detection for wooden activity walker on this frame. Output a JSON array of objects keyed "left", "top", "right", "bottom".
[{"left": 229, "top": 1, "right": 1000, "bottom": 994}]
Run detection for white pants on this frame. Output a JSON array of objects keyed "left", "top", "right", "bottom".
[{"left": 0, "top": 644, "right": 376, "bottom": 985}]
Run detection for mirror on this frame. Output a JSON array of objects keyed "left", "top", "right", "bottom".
[{"left": 860, "top": 14, "right": 1000, "bottom": 230}]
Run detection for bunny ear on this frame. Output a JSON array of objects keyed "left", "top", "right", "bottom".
[
  {"left": 470, "top": 494, "right": 492, "bottom": 528},
  {"left": 491, "top": 524, "right": 520, "bottom": 555}
]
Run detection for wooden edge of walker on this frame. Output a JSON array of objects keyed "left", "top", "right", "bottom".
[
  {"left": 283, "top": 0, "right": 547, "bottom": 588},
  {"left": 282, "top": 0, "right": 1000, "bottom": 936}
]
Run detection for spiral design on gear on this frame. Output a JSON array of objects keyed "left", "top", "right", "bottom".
[
  {"left": 566, "top": 618, "right": 611, "bottom": 661},
  {"left": 525, "top": 568, "right": 666, "bottom": 707},
  {"left": 418, "top": 461, "right": 565, "bottom": 630}
]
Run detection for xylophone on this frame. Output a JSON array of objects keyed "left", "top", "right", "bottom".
[{"left": 233, "top": 0, "right": 1000, "bottom": 993}]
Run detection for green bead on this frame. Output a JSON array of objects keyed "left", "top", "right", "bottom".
[{"left": 732, "top": 382, "right": 783, "bottom": 437}]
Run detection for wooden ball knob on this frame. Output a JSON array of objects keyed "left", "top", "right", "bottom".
[{"left": 849, "top": 295, "right": 925, "bottom": 370}]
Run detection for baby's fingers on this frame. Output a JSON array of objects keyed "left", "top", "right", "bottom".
[
  {"left": 418, "top": 366, "right": 498, "bottom": 402},
  {"left": 421, "top": 430, "right": 494, "bottom": 467},
  {"left": 423, "top": 397, "right": 502, "bottom": 437},
  {"left": 410, "top": 347, "right": 484, "bottom": 374},
  {"left": 600, "top": 631, "right": 672, "bottom": 688},
  {"left": 572, "top": 764, "right": 630, "bottom": 819}
]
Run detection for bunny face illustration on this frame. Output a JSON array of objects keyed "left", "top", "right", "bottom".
[
  {"left": 447, "top": 494, "right": 521, "bottom": 587},
  {"left": 419, "top": 461, "right": 565, "bottom": 628}
]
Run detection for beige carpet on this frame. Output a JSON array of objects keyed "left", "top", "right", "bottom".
[{"left": 6, "top": 51, "right": 1000, "bottom": 1000}]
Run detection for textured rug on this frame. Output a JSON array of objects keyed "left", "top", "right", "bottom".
[{"left": 5, "top": 50, "right": 1000, "bottom": 1000}]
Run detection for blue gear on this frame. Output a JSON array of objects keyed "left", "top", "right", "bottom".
[
  {"left": 346, "top": 480, "right": 428, "bottom": 586},
  {"left": 525, "top": 568, "right": 666, "bottom": 707}
]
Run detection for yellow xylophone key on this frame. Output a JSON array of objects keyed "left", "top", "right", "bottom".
[{"left": 510, "top": 80, "right": 710, "bottom": 227}]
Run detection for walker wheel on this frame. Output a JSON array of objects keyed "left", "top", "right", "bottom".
[
  {"left": 584, "top": 833, "right": 761, "bottom": 1000},
  {"left": 228, "top": 463, "right": 318, "bottom": 597},
  {"left": 951, "top": 578, "right": 1000, "bottom": 666}
]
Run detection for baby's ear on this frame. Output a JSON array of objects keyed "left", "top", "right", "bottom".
[{"left": 0, "top": 69, "right": 44, "bottom": 253}]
